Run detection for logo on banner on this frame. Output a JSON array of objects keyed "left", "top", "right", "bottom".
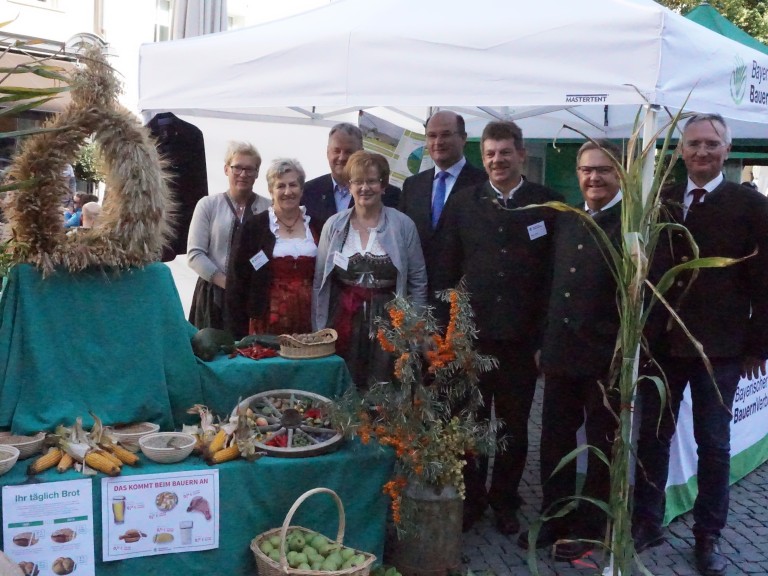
[
  {"left": 730, "top": 55, "right": 747, "bottom": 104},
  {"left": 565, "top": 93, "right": 608, "bottom": 103}
]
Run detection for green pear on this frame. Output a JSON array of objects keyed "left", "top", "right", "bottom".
[
  {"left": 268, "top": 549, "right": 281, "bottom": 563},
  {"left": 327, "top": 550, "right": 343, "bottom": 566},
  {"left": 340, "top": 547, "right": 355, "bottom": 561},
  {"left": 287, "top": 551, "right": 300, "bottom": 568},
  {"left": 298, "top": 563, "right": 311, "bottom": 570},
  {"left": 259, "top": 541, "right": 274, "bottom": 555},
  {"left": 269, "top": 535, "right": 282, "bottom": 548},
  {"left": 321, "top": 557, "right": 339, "bottom": 571},
  {"left": 311, "top": 560, "right": 323, "bottom": 571},
  {"left": 289, "top": 534, "right": 305, "bottom": 552}
]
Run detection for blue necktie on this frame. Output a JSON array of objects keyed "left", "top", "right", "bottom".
[{"left": 431, "top": 171, "right": 449, "bottom": 229}]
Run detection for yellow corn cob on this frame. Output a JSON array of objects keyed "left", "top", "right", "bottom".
[
  {"left": 209, "top": 444, "right": 240, "bottom": 464},
  {"left": 97, "top": 449, "right": 123, "bottom": 469},
  {"left": 208, "top": 430, "right": 227, "bottom": 454},
  {"left": 84, "top": 451, "right": 121, "bottom": 476},
  {"left": 57, "top": 452, "right": 75, "bottom": 473},
  {"left": 107, "top": 444, "right": 139, "bottom": 466},
  {"left": 28, "top": 448, "right": 63, "bottom": 475}
]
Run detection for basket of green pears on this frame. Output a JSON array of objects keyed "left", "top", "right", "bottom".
[{"left": 251, "top": 487, "right": 376, "bottom": 576}]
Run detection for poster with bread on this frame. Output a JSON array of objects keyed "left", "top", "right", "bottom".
[{"left": 2, "top": 479, "right": 95, "bottom": 576}]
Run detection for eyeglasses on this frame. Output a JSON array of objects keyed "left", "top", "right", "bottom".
[
  {"left": 577, "top": 166, "right": 615, "bottom": 176},
  {"left": 229, "top": 165, "right": 258, "bottom": 175},
  {"left": 426, "top": 131, "right": 460, "bottom": 141},
  {"left": 683, "top": 140, "right": 726, "bottom": 151},
  {"left": 349, "top": 178, "right": 382, "bottom": 187}
]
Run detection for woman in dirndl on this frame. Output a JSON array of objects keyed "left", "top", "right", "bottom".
[
  {"left": 228, "top": 158, "right": 319, "bottom": 339},
  {"left": 313, "top": 150, "right": 427, "bottom": 388}
]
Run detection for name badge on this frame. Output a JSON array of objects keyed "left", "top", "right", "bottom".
[
  {"left": 527, "top": 221, "right": 547, "bottom": 241},
  {"left": 249, "top": 250, "right": 269, "bottom": 271},
  {"left": 333, "top": 251, "right": 349, "bottom": 271}
]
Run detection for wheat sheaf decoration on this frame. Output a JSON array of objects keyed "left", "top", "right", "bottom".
[{"left": 2, "top": 46, "right": 175, "bottom": 275}]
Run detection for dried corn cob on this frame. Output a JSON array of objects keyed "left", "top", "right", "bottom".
[
  {"left": 28, "top": 448, "right": 63, "bottom": 475},
  {"left": 208, "top": 430, "right": 227, "bottom": 453},
  {"left": 57, "top": 452, "right": 75, "bottom": 473},
  {"left": 97, "top": 449, "right": 123, "bottom": 469},
  {"left": 208, "top": 444, "right": 240, "bottom": 464},
  {"left": 84, "top": 451, "right": 121, "bottom": 476},
  {"left": 106, "top": 444, "right": 139, "bottom": 466}
]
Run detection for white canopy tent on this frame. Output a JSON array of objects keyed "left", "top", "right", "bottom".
[{"left": 138, "top": 0, "right": 768, "bottom": 140}]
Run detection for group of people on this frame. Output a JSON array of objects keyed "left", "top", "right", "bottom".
[
  {"left": 185, "top": 111, "right": 768, "bottom": 576},
  {"left": 63, "top": 192, "right": 101, "bottom": 230}
]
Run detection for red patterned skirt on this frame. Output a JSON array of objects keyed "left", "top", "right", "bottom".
[{"left": 249, "top": 256, "right": 314, "bottom": 335}]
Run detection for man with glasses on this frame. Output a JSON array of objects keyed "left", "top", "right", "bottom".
[
  {"left": 434, "top": 120, "right": 561, "bottom": 535},
  {"left": 399, "top": 111, "right": 486, "bottom": 295},
  {"left": 518, "top": 139, "right": 623, "bottom": 561},
  {"left": 634, "top": 114, "right": 768, "bottom": 576},
  {"left": 303, "top": 123, "right": 400, "bottom": 230}
]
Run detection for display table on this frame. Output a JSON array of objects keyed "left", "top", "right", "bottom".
[
  {"left": 0, "top": 440, "right": 394, "bottom": 574},
  {"left": 0, "top": 264, "right": 352, "bottom": 433},
  {"left": 199, "top": 355, "right": 351, "bottom": 417},
  {"left": 0, "top": 264, "right": 202, "bottom": 434}
]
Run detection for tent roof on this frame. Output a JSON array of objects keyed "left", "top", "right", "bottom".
[
  {"left": 138, "top": 0, "right": 768, "bottom": 138},
  {"left": 685, "top": 2, "right": 768, "bottom": 56}
]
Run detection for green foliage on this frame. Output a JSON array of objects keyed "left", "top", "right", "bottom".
[
  {"left": 73, "top": 141, "right": 104, "bottom": 183},
  {"left": 658, "top": 0, "right": 768, "bottom": 43}
]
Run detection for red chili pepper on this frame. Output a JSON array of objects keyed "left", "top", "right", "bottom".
[
  {"left": 266, "top": 435, "right": 288, "bottom": 448},
  {"left": 305, "top": 408, "right": 323, "bottom": 419},
  {"left": 237, "top": 345, "right": 279, "bottom": 360}
]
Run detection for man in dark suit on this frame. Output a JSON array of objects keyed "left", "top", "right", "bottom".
[
  {"left": 302, "top": 123, "right": 400, "bottom": 230},
  {"left": 434, "top": 121, "right": 562, "bottom": 535},
  {"left": 518, "top": 139, "right": 623, "bottom": 561},
  {"left": 399, "top": 111, "right": 486, "bottom": 290},
  {"left": 633, "top": 113, "right": 768, "bottom": 576}
]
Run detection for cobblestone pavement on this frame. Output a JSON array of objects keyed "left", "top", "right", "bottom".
[{"left": 461, "top": 380, "right": 768, "bottom": 576}]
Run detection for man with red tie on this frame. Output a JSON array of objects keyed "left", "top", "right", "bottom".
[{"left": 634, "top": 113, "right": 768, "bottom": 576}]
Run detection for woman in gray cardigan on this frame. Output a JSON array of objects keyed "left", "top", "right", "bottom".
[
  {"left": 313, "top": 151, "right": 427, "bottom": 388},
  {"left": 187, "top": 142, "right": 270, "bottom": 331}
]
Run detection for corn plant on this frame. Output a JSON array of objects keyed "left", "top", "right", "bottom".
[{"left": 525, "top": 107, "right": 739, "bottom": 576}]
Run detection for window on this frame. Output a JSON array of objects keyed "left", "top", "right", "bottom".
[{"left": 154, "top": 0, "right": 172, "bottom": 42}]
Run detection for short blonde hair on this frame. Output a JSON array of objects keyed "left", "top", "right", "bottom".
[
  {"left": 224, "top": 141, "right": 261, "bottom": 168},
  {"left": 81, "top": 201, "right": 102, "bottom": 228}
]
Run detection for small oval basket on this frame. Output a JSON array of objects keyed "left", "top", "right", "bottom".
[
  {"left": 279, "top": 329, "right": 338, "bottom": 360},
  {"left": 250, "top": 487, "right": 375, "bottom": 576}
]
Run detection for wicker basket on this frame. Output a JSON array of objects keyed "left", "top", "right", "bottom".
[
  {"left": 279, "top": 329, "right": 337, "bottom": 360},
  {"left": 250, "top": 487, "right": 375, "bottom": 576}
]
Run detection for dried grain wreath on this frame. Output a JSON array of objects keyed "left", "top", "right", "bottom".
[{"left": 2, "top": 46, "right": 174, "bottom": 275}]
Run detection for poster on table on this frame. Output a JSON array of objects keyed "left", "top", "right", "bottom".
[
  {"left": 2, "top": 478, "right": 95, "bottom": 576},
  {"left": 101, "top": 469, "right": 219, "bottom": 561}
]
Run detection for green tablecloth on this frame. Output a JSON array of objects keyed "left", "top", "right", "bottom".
[
  {"left": 198, "top": 355, "right": 352, "bottom": 417},
  {"left": 0, "top": 264, "right": 202, "bottom": 434},
  {"left": 0, "top": 440, "right": 394, "bottom": 575}
]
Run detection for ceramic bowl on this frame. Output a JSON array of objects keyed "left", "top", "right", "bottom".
[
  {"left": 0, "top": 444, "right": 20, "bottom": 476},
  {"left": 138, "top": 432, "right": 196, "bottom": 464},
  {"left": 0, "top": 431, "right": 45, "bottom": 460},
  {"left": 108, "top": 422, "right": 160, "bottom": 447}
]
